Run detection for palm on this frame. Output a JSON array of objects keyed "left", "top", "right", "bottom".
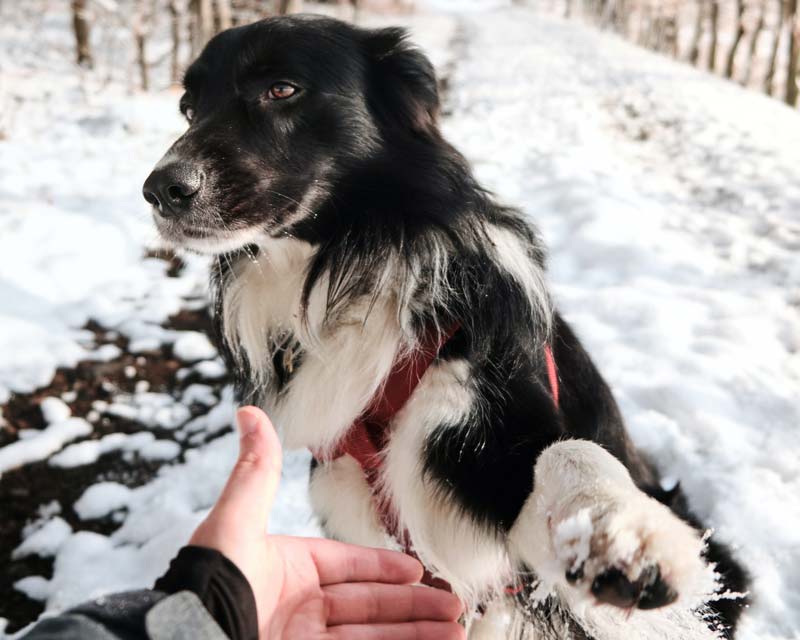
[
  {"left": 264, "top": 537, "right": 328, "bottom": 638},
  {"left": 191, "top": 407, "right": 464, "bottom": 640},
  {"left": 261, "top": 535, "right": 466, "bottom": 640}
]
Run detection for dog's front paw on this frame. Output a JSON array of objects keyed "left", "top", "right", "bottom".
[{"left": 551, "top": 496, "right": 708, "bottom": 610}]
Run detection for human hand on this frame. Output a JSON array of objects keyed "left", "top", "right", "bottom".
[{"left": 190, "top": 406, "right": 465, "bottom": 640}]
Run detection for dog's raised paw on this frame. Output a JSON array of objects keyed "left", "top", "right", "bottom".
[
  {"left": 590, "top": 564, "right": 678, "bottom": 609},
  {"left": 551, "top": 495, "right": 709, "bottom": 611}
]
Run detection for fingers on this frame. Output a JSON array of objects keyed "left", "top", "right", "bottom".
[
  {"left": 204, "top": 406, "right": 282, "bottom": 534},
  {"left": 306, "top": 537, "right": 424, "bottom": 586},
  {"left": 323, "top": 582, "right": 463, "bottom": 626},
  {"left": 326, "top": 621, "right": 465, "bottom": 640}
]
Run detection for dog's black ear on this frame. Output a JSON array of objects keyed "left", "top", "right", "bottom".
[{"left": 363, "top": 27, "right": 440, "bottom": 135}]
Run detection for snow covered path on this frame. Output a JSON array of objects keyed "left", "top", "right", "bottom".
[
  {"left": 442, "top": 8, "right": 800, "bottom": 639},
  {"left": 2, "top": 4, "right": 799, "bottom": 639}
]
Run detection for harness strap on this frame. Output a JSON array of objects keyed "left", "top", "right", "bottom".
[
  {"left": 313, "top": 329, "right": 560, "bottom": 595},
  {"left": 544, "top": 343, "right": 559, "bottom": 407}
]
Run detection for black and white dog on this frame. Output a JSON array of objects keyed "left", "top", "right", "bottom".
[{"left": 143, "top": 15, "right": 748, "bottom": 639}]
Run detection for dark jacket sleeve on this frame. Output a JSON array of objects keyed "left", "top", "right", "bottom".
[
  {"left": 19, "top": 546, "right": 258, "bottom": 640},
  {"left": 155, "top": 545, "right": 259, "bottom": 640}
]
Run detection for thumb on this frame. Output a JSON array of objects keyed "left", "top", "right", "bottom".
[{"left": 207, "top": 406, "right": 283, "bottom": 534}]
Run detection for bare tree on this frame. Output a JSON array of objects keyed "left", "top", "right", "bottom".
[
  {"left": 743, "top": 0, "right": 767, "bottom": 84},
  {"left": 190, "top": 0, "right": 215, "bottom": 56},
  {"left": 228, "top": 0, "right": 265, "bottom": 24},
  {"left": 133, "top": 0, "right": 153, "bottom": 91},
  {"left": 216, "top": 0, "right": 233, "bottom": 30},
  {"left": 71, "top": 0, "right": 93, "bottom": 68},
  {"left": 764, "top": 0, "right": 784, "bottom": 94},
  {"left": 169, "top": 0, "right": 183, "bottom": 84},
  {"left": 548, "top": 0, "right": 795, "bottom": 107},
  {"left": 724, "top": 0, "right": 747, "bottom": 78},
  {"left": 688, "top": 0, "right": 706, "bottom": 65},
  {"left": 650, "top": 4, "right": 665, "bottom": 50},
  {"left": 785, "top": 0, "right": 799, "bottom": 104},
  {"left": 637, "top": 3, "right": 654, "bottom": 46},
  {"left": 613, "top": 0, "right": 631, "bottom": 34},
  {"left": 600, "top": 0, "right": 617, "bottom": 27},
  {"left": 660, "top": 8, "right": 679, "bottom": 57},
  {"left": 707, "top": 0, "right": 720, "bottom": 71},
  {"left": 276, "top": 0, "right": 303, "bottom": 14}
]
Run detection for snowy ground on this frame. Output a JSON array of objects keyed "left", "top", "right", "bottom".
[
  {"left": 1, "top": 3, "right": 799, "bottom": 639},
  {"left": 441, "top": 12, "right": 800, "bottom": 639}
]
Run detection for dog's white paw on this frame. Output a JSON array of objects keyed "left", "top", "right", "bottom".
[
  {"left": 510, "top": 440, "right": 715, "bottom": 613},
  {"left": 550, "top": 489, "right": 708, "bottom": 610}
]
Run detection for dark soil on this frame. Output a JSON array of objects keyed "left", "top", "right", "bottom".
[{"left": 0, "top": 253, "right": 230, "bottom": 633}]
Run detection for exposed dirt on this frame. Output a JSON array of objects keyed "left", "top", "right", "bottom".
[{"left": 0, "top": 252, "right": 230, "bottom": 633}]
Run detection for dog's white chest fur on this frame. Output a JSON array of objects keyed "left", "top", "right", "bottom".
[{"left": 221, "top": 237, "right": 407, "bottom": 452}]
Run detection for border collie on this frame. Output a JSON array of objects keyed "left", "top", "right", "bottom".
[{"left": 143, "top": 15, "right": 748, "bottom": 639}]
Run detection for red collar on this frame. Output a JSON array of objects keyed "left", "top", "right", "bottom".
[{"left": 313, "top": 326, "right": 559, "bottom": 591}]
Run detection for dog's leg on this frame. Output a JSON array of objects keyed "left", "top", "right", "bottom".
[
  {"left": 508, "top": 440, "right": 715, "bottom": 612},
  {"left": 466, "top": 600, "right": 514, "bottom": 640},
  {"left": 308, "top": 455, "right": 393, "bottom": 548}
]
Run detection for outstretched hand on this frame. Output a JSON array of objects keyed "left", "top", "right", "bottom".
[{"left": 190, "top": 406, "right": 465, "bottom": 640}]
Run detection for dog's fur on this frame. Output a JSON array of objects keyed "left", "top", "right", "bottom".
[{"left": 144, "top": 15, "right": 749, "bottom": 639}]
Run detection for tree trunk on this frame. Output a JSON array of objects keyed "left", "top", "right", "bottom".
[
  {"left": 169, "top": 0, "right": 182, "bottom": 84},
  {"left": 189, "top": 0, "right": 215, "bottom": 56},
  {"left": 764, "top": 0, "right": 784, "bottom": 94},
  {"left": 724, "top": 0, "right": 746, "bottom": 79},
  {"left": 134, "top": 0, "right": 151, "bottom": 91},
  {"left": 614, "top": 0, "right": 630, "bottom": 35},
  {"left": 277, "top": 0, "right": 302, "bottom": 14},
  {"left": 688, "top": 0, "right": 705, "bottom": 65},
  {"left": 650, "top": 7, "right": 662, "bottom": 50},
  {"left": 71, "top": 0, "right": 93, "bottom": 68},
  {"left": 708, "top": 0, "right": 720, "bottom": 71},
  {"left": 216, "top": 0, "right": 233, "bottom": 30},
  {"left": 638, "top": 4, "right": 653, "bottom": 46},
  {"left": 600, "top": 0, "right": 616, "bottom": 27},
  {"left": 663, "top": 13, "right": 679, "bottom": 57},
  {"left": 785, "top": 0, "right": 799, "bottom": 105},
  {"left": 743, "top": 0, "right": 767, "bottom": 85},
  {"left": 189, "top": 0, "right": 200, "bottom": 57}
]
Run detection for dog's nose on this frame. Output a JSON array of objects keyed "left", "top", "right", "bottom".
[{"left": 142, "top": 163, "right": 203, "bottom": 217}]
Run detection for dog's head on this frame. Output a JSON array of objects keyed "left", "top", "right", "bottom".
[{"left": 143, "top": 15, "right": 440, "bottom": 254}]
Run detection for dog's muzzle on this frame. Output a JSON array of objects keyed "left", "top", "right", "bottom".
[{"left": 142, "top": 162, "right": 204, "bottom": 218}]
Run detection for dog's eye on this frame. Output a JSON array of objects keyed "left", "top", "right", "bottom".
[
  {"left": 181, "top": 105, "right": 195, "bottom": 122},
  {"left": 267, "top": 82, "right": 297, "bottom": 100}
]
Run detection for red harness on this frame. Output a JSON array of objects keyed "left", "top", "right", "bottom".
[{"left": 313, "top": 326, "right": 560, "bottom": 592}]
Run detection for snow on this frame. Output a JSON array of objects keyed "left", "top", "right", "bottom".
[
  {"left": 105, "top": 392, "right": 192, "bottom": 430},
  {"left": 0, "top": 418, "right": 92, "bottom": 475},
  {"left": 181, "top": 384, "right": 218, "bottom": 407},
  {"left": 1, "top": 3, "right": 799, "bottom": 639},
  {"left": 138, "top": 439, "right": 181, "bottom": 461},
  {"left": 0, "top": 3, "right": 211, "bottom": 404},
  {"left": 48, "top": 432, "right": 167, "bottom": 468},
  {"left": 86, "top": 344, "right": 124, "bottom": 362},
  {"left": 74, "top": 482, "right": 133, "bottom": 521},
  {"left": 441, "top": 9, "right": 800, "bottom": 638},
  {"left": 178, "top": 358, "right": 227, "bottom": 381},
  {"left": 13, "top": 577, "right": 50, "bottom": 603},
  {"left": 552, "top": 508, "right": 593, "bottom": 575},
  {"left": 172, "top": 331, "right": 217, "bottom": 362},
  {"left": 49, "top": 438, "right": 115, "bottom": 468},
  {"left": 180, "top": 385, "right": 236, "bottom": 437},
  {"left": 12, "top": 518, "right": 73, "bottom": 560},
  {"left": 39, "top": 398, "right": 71, "bottom": 424}
]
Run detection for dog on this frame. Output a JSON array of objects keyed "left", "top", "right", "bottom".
[{"left": 143, "top": 15, "right": 749, "bottom": 639}]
